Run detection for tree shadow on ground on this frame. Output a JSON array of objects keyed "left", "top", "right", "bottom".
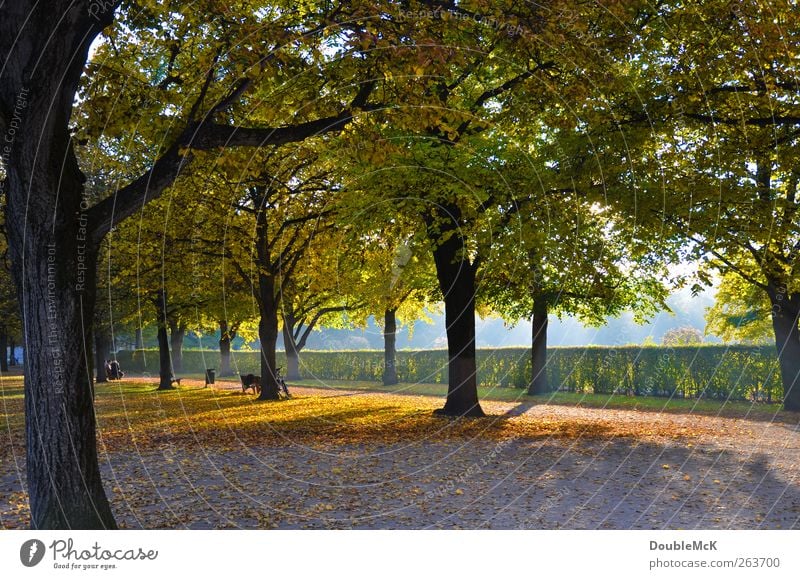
[
  {"left": 69, "top": 434, "right": 800, "bottom": 530},
  {"left": 522, "top": 393, "right": 800, "bottom": 427}
]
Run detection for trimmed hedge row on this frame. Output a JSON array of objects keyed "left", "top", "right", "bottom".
[{"left": 115, "top": 344, "right": 783, "bottom": 401}]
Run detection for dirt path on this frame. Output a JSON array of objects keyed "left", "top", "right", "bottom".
[{"left": 2, "top": 382, "right": 799, "bottom": 529}]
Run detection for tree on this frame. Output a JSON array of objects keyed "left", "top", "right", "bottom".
[
  {"left": 217, "top": 318, "right": 260, "bottom": 376},
  {"left": 371, "top": 241, "right": 436, "bottom": 387},
  {"left": 705, "top": 267, "right": 772, "bottom": 344},
  {"left": 331, "top": 198, "right": 437, "bottom": 386},
  {"left": 0, "top": 0, "right": 378, "bottom": 528},
  {"left": 338, "top": 0, "right": 656, "bottom": 415},
  {"left": 191, "top": 143, "right": 344, "bottom": 399},
  {"left": 139, "top": 169, "right": 259, "bottom": 377},
  {"left": 278, "top": 231, "right": 373, "bottom": 381},
  {"left": 613, "top": 0, "right": 800, "bottom": 409},
  {"left": 102, "top": 189, "right": 204, "bottom": 389},
  {"left": 662, "top": 327, "right": 703, "bottom": 346},
  {"left": 481, "top": 154, "right": 670, "bottom": 395}
]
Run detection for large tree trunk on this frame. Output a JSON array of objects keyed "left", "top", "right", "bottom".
[
  {"left": 259, "top": 306, "right": 281, "bottom": 400},
  {"left": 427, "top": 209, "right": 484, "bottom": 417},
  {"left": 94, "top": 328, "right": 110, "bottom": 384},
  {"left": 528, "top": 299, "right": 549, "bottom": 395},
  {"left": 282, "top": 313, "right": 301, "bottom": 380},
  {"left": 169, "top": 321, "right": 185, "bottom": 374},
  {"left": 0, "top": 325, "right": 8, "bottom": 372},
  {"left": 154, "top": 290, "right": 174, "bottom": 390},
  {"left": 256, "top": 209, "right": 281, "bottom": 400},
  {"left": 1, "top": 1, "right": 118, "bottom": 529},
  {"left": 219, "top": 320, "right": 234, "bottom": 376},
  {"left": 768, "top": 285, "right": 800, "bottom": 411},
  {"left": 383, "top": 308, "right": 399, "bottom": 386},
  {"left": 17, "top": 237, "right": 115, "bottom": 529}
]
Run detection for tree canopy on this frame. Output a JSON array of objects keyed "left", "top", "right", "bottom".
[{"left": 3, "top": 0, "right": 800, "bottom": 530}]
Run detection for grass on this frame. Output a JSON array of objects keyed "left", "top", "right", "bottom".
[
  {"left": 0, "top": 372, "right": 792, "bottom": 458},
  {"left": 3, "top": 372, "right": 755, "bottom": 460},
  {"left": 283, "top": 377, "right": 787, "bottom": 421},
  {"left": 87, "top": 371, "right": 793, "bottom": 422}
]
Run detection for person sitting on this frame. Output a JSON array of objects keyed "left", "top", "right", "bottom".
[
  {"left": 108, "top": 360, "right": 124, "bottom": 380},
  {"left": 104, "top": 360, "right": 113, "bottom": 381}
]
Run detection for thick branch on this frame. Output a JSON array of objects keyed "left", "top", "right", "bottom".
[
  {"left": 87, "top": 81, "right": 376, "bottom": 241},
  {"left": 296, "top": 305, "right": 350, "bottom": 351}
]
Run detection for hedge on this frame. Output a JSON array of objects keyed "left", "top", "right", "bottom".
[
  {"left": 114, "top": 344, "right": 783, "bottom": 401},
  {"left": 117, "top": 345, "right": 782, "bottom": 401}
]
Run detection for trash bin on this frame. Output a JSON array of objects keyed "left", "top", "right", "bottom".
[{"left": 205, "top": 368, "right": 215, "bottom": 385}]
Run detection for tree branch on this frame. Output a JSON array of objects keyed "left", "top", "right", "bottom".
[
  {"left": 87, "top": 80, "right": 376, "bottom": 242},
  {"left": 296, "top": 305, "right": 350, "bottom": 351}
]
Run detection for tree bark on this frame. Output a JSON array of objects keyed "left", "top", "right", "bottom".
[
  {"left": 169, "top": 320, "right": 185, "bottom": 374},
  {"left": 528, "top": 299, "right": 549, "bottom": 395},
  {"left": 154, "top": 290, "right": 174, "bottom": 390},
  {"left": 427, "top": 207, "right": 484, "bottom": 417},
  {"left": 767, "top": 284, "right": 800, "bottom": 411},
  {"left": 0, "top": 325, "right": 8, "bottom": 372},
  {"left": 218, "top": 320, "right": 235, "bottom": 376},
  {"left": 256, "top": 209, "right": 281, "bottom": 400},
  {"left": 259, "top": 304, "right": 281, "bottom": 400},
  {"left": 282, "top": 313, "right": 301, "bottom": 380},
  {"left": 0, "top": 1, "right": 119, "bottom": 529},
  {"left": 94, "top": 328, "right": 110, "bottom": 384},
  {"left": 383, "top": 308, "right": 399, "bottom": 385}
]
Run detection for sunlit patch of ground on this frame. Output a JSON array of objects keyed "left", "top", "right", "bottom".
[{"left": 2, "top": 376, "right": 799, "bottom": 529}]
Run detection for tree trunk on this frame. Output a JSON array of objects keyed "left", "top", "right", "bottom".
[
  {"left": 256, "top": 208, "right": 280, "bottom": 400},
  {"left": 134, "top": 327, "right": 143, "bottom": 350},
  {"left": 17, "top": 238, "right": 115, "bottom": 529},
  {"left": 427, "top": 209, "right": 484, "bottom": 417},
  {"left": 1, "top": 2, "right": 118, "bottom": 528},
  {"left": 94, "top": 328, "right": 110, "bottom": 384},
  {"left": 259, "top": 310, "right": 280, "bottom": 399},
  {"left": 768, "top": 286, "right": 800, "bottom": 411},
  {"left": 0, "top": 325, "right": 8, "bottom": 372},
  {"left": 383, "top": 308, "right": 399, "bottom": 386},
  {"left": 528, "top": 300, "right": 549, "bottom": 395},
  {"left": 169, "top": 321, "right": 185, "bottom": 374},
  {"left": 8, "top": 336, "right": 16, "bottom": 365},
  {"left": 219, "top": 320, "right": 234, "bottom": 376},
  {"left": 282, "top": 314, "right": 301, "bottom": 380},
  {"left": 155, "top": 290, "right": 174, "bottom": 390}
]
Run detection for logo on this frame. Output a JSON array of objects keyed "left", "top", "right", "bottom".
[{"left": 20, "top": 539, "right": 46, "bottom": 567}]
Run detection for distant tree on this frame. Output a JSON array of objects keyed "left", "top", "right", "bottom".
[
  {"left": 480, "top": 139, "right": 672, "bottom": 396},
  {"left": 662, "top": 327, "right": 703, "bottom": 346},
  {"left": 705, "top": 266, "right": 772, "bottom": 345}
]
